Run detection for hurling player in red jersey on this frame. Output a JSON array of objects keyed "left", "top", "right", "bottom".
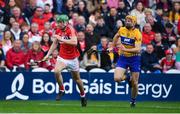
[{"left": 43, "top": 14, "right": 87, "bottom": 107}]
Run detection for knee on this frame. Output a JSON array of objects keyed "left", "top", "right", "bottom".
[
  {"left": 74, "top": 78, "right": 82, "bottom": 84},
  {"left": 54, "top": 69, "right": 60, "bottom": 75},
  {"left": 114, "top": 77, "right": 121, "bottom": 82},
  {"left": 131, "top": 80, "right": 138, "bottom": 87}
]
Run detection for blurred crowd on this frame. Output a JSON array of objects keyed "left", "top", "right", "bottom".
[{"left": 0, "top": 0, "right": 179, "bottom": 73}]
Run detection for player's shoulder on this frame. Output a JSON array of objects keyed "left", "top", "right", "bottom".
[
  {"left": 119, "top": 27, "right": 127, "bottom": 31},
  {"left": 133, "top": 28, "right": 141, "bottom": 33},
  {"left": 67, "top": 24, "right": 76, "bottom": 31}
]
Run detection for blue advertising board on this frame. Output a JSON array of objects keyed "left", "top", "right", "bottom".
[{"left": 0, "top": 72, "right": 180, "bottom": 101}]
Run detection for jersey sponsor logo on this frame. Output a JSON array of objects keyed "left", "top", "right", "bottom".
[
  {"left": 6, "top": 73, "right": 29, "bottom": 100},
  {"left": 62, "top": 36, "right": 70, "bottom": 40},
  {"left": 121, "top": 36, "right": 135, "bottom": 46}
]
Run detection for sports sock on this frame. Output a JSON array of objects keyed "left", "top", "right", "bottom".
[{"left": 59, "top": 85, "right": 64, "bottom": 92}]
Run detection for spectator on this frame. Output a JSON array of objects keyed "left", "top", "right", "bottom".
[
  {"left": 4, "top": 0, "right": 17, "bottom": 24},
  {"left": 97, "top": 37, "right": 112, "bottom": 71},
  {"left": 40, "top": 21, "right": 53, "bottom": 36},
  {"left": 117, "top": 0, "right": 129, "bottom": 23},
  {"left": 162, "top": 22, "right": 176, "bottom": 47},
  {"left": 173, "top": 38, "right": 180, "bottom": 70},
  {"left": 144, "top": 8, "right": 153, "bottom": 18},
  {"left": 43, "top": 3, "right": 53, "bottom": 22},
  {"left": 178, "top": 19, "right": 180, "bottom": 35},
  {"left": 76, "top": 0, "right": 90, "bottom": 22},
  {"left": 20, "top": 22, "right": 30, "bottom": 33},
  {"left": 151, "top": 33, "right": 166, "bottom": 61},
  {"left": 82, "top": 45, "right": 100, "bottom": 71},
  {"left": 155, "top": 8, "right": 163, "bottom": 24},
  {"left": 89, "top": 9, "right": 101, "bottom": 26},
  {"left": 94, "top": 16, "right": 110, "bottom": 37},
  {"left": 141, "top": 44, "right": 162, "bottom": 73},
  {"left": 130, "top": 1, "right": 146, "bottom": 30},
  {"left": 10, "top": 22, "right": 22, "bottom": 40},
  {"left": 124, "top": 0, "right": 138, "bottom": 11},
  {"left": 107, "top": 0, "right": 119, "bottom": 9},
  {"left": 114, "top": 19, "right": 123, "bottom": 33},
  {"left": 46, "top": 49, "right": 58, "bottom": 70},
  {"left": 6, "top": 40, "right": 26, "bottom": 70},
  {"left": 11, "top": 6, "right": 25, "bottom": 25},
  {"left": 25, "top": 41, "right": 46, "bottom": 70},
  {"left": 75, "top": 16, "right": 86, "bottom": 32},
  {"left": 40, "top": 32, "right": 52, "bottom": 55},
  {"left": 3, "top": 16, "right": 16, "bottom": 30},
  {"left": 0, "top": 0, "right": 6, "bottom": 24},
  {"left": 0, "top": 47, "right": 5, "bottom": 71},
  {"left": 1, "top": 30, "right": 14, "bottom": 56},
  {"left": 100, "top": 1, "right": 109, "bottom": 19},
  {"left": 21, "top": 33, "right": 31, "bottom": 56},
  {"left": 28, "top": 23, "right": 42, "bottom": 43},
  {"left": 52, "top": 0, "right": 63, "bottom": 14},
  {"left": 169, "top": 2, "right": 180, "bottom": 25},
  {"left": 160, "top": 49, "right": 175, "bottom": 73},
  {"left": 31, "top": 7, "right": 47, "bottom": 31},
  {"left": 161, "top": 11, "right": 170, "bottom": 27},
  {"left": 62, "top": 0, "right": 76, "bottom": 17},
  {"left": 142, "top": 23, "right": 155, "bottom": 45},
  {"left": 146, "top": 15, "right": 166, "bottom": 33},
  {"left": 85, "top": 24, "right": 100, "bottom": 47},
  {"left": 23, "top": 0, "right": 36, "bottom": 19},
  {"left": 69, "top": 12, "right": 79, "bottom": 27},
  {"left": 77, "top": 31, "right": 90, "bottom": 61},
  {"left": 86, "top": 0, "right": 99, "bottom": 13},
  {"left": 155, "top": 0, "right": 169, "bottom": 11},
  {"left": 105, "top": 7, "right": 120, "bottom": 37},
  {"left": 36, "top": 0, "right": 53, "bottom": 10},
  {"left": 107, "top": 39, "right": 119, "bottom": 68}
]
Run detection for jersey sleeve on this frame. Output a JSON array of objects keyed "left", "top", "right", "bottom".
[
  {"left": 117, "top": 27, "right": 122, "bottom": 36},
  {"left": 68, "top": 26, "right": 77, "bottom": 38},
  {"left": 135, "top": 29, "right": 142, "bottom": 45}
]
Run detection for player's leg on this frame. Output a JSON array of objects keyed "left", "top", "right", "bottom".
[
  {"left": 68, "top": 58, "right": 87, "bottom": 107},
  {"left": 114, "top": 67, "right": 126, "bottom": 82},
  {"left": 71, "top": 71, "right": 87, "bottom": 107},
  {"left": 130, "top": 72, "right": 139, "bottom": 107},
  {"left": 114, "top": 56, "right": 127, "bottom": 82},
  {"left": 54, "top": 60, "right": 66, "bottom": 100},
  {"left": 129, "top": 56, "right": 141, "bottom": 107},
  {"left": 71, "top": 71, "right": 85, "bottom": 97}
]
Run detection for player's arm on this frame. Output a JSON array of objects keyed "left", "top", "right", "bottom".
[
  {"left": 43, "top": 36, "right": 58, "bottom": 60},
  {"left": 58, "top": 27, "right": 77, "bottom": 46},
  {"left": 112, "top": 33, "right": 120, "bottom": 48},
  {"left": 59, "top": 36, "right": 77, "bottom": 46},
  {"left": 121, "top": 42, "right": 141, "bottom": 53}
]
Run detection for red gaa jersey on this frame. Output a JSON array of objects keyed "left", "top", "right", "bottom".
[{"left": 55, "top": 25, "right": 80, "bottom": 59}]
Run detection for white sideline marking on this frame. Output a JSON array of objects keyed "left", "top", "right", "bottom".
[{"left": 39, "top": 102, "right": 180, "bottom": 110}]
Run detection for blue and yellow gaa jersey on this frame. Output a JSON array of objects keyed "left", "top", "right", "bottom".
[{"left": 118, "top": 27, "right": 142, "bottom": 57}]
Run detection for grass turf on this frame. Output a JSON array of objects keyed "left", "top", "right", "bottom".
[{"left": 0, "top": 100, "right": 180, "bottom": 113}]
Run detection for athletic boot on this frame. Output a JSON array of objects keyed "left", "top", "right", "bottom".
[
  {"left": 56, "top": 91, "right": 65, "bottom": 101},
  {"left": 81, "top": 97, "right": 87, "bottom": 107}
]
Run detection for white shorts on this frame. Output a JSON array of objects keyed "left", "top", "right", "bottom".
[{"left": 57, "top": 56, "right": 79, "bottom": 71}]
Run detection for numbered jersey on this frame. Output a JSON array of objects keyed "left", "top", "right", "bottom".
[{"left": 55, "top": 25, "right": 80, "bottom": 59}]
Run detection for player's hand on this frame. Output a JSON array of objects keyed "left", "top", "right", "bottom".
[
  {"left": 107, "top": 47, "right": 113, "bottom": 52},
  {"left": 42, "top": 55, "right": 49, "bottom": 62},
  {"left": 153, "top": 64, "right": 162, "bottom": 69},
  {"left": 119, "top": 44, "right": 126, "bottom": 51}
]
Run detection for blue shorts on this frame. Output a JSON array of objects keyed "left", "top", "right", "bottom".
[{"left": 116, "top": 55, "right": 141, "bottom": 72}]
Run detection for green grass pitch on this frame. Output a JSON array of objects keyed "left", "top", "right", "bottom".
[{"left": 0, "top": 100, "right": 180, "bottom": 113}]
